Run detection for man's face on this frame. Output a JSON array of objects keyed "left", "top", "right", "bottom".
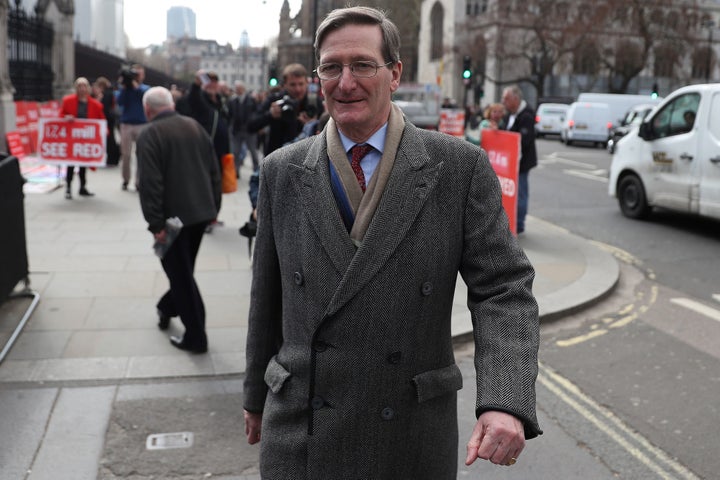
[
  {"left": 285, "top": 75, "right": 308, "bottom": 101},
  {"left": 502, "top": 90, "right": 520, "bottom": 114},
  {"left": 135, "top": 67, "right": 145, "bottom": 83},
  {"left": 319, "top": 24, "right": 402, "bottom": 142},
  {"left": 76, "top": 82, "right": 90, "bottom": 98}
]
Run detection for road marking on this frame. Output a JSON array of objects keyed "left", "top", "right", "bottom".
[
  {"left": 556, "top": 329, "right": 607, "bottom": 347},
  {"left": 564, "top": 169, "right": 609, "bottom": 183},
  {"left": 670, "top": 298, "right": 720, "bottom": 323},
  {"left": 713, "top": 294, "right": 720, "bottom": 304},
  {"left": 538, "top": 363, "right": 700, "bottom": 480},
  {"left": 541, "top": 153, "right": 597, "bottom": 168}
]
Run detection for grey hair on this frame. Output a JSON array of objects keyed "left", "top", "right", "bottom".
[
  {"left": 503, "top": 84, "right": 523, "bottom": 100},
  {"left": 142, "top": 86, "right": 174, "bottom": 110},
  {"left": 314, "top": 6, "right": 401, "bottom": 64}
]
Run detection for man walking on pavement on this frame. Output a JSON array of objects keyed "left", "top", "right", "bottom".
[
  {"left": 243, "top": 6, "right": 541, "bottom": 479},
  {"left": 136, "top": 87, "right": 221, "bottom": 354}
]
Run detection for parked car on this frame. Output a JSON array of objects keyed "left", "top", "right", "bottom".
[
  {"left": 560, "top": 102, "right": 613, "bottom": 147},
  {"left": 608, "top": 83, "right": 720, "bottom": 220},
  {"left": 392, "top": 83, "right": 441, "bottom": 130},
  {"left": 535, "top": 103, "right": 569, "bottom": 138},
  {"left": 607, "top": 104, "right": 657, "bottom": 153}
]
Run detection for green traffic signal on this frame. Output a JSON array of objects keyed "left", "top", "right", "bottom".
[
  {"left": 269, "top": 78, "right": 278, "bottom": 87},
  {"left": 463, "top": 69, "right": 471, "bottom": 79}
]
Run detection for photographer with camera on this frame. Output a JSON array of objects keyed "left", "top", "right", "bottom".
[
  {"left": 247, "top": 63, "right": 324, "bottom": 155},
  {"left": 117, "top": 63, "right": 150, "bottom": 191}
]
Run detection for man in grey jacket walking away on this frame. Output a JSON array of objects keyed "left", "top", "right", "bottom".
[{"left": 136, "top": 87, "right": 221, "bottom": 353}]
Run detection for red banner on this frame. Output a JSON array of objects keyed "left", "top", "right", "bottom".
[
  {"left": 5, "top": 131, "right": 27, "bottom": 158},
  {"left": 37, "top": 118, "right": 107, "bottom": 167},
  {"left": 439, "top": 109, "right": 465, "bottom": 137},
  {"left": 481, "top": 129, "right": 521, "bottom": 235}
]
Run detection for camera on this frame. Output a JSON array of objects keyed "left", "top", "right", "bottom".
[
  {"left": 276, "top": 95, "right": 298, "bottom": 121},
  {"left": 305, "top": 104, "right": 318, "bottom": 119},
  {"left": 119, "top": 67, "right": 138, "bottom": 89}
]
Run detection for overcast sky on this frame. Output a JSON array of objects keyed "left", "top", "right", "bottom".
[{"left": 123, "top": 0, "right": 301, "bottom": 48}]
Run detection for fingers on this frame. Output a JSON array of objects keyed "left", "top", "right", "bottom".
[
  {"left": 243, "top": 410, "right": 262, "bottom": 445},
  {"left": 467, "top": 411, "right": 526, "bottom": 467}
]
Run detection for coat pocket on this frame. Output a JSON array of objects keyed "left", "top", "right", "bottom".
[
  {"left": 264, "top": 355, "right": 291, "bottom": 394},
  {"left": 412, "top": 364, "right": 463, "bottom": 403}
]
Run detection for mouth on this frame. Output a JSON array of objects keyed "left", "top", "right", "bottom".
[{"left": 336, "top": 98, "right": 364, "bottom": 105}]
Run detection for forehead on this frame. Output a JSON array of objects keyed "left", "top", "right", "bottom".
[{"left": 319, "top": 24, "right": 384, "bottom": 61}]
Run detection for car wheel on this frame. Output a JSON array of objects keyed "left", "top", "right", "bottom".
[
  {"left": 566, "top": 140, "right": 573, "bottom": 146},
  {"left": 618, "top": 174, "right": 651, "bottom": 219}
]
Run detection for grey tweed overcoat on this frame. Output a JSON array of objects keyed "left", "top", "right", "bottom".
[{"left": 243, "top": 118, "right": 541, "bottom": 480}]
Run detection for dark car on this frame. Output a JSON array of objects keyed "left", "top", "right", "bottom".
[{"left": 607, "top": 104, "right": 656, "bottom": 153}]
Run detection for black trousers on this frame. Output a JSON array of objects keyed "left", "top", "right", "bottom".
[
  {"left": 65, "top": 166, "right": 87, "bottom": 190},
  {"left": 157, "top": 222, "right": 208, "bottom": 348}
]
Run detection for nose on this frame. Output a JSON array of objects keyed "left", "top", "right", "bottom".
[{"left": 337, "top": 65, "right": 357, "bottom": 89}]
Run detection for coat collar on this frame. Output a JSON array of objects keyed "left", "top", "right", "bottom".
[{"left": 288, "top": 115, "right": 444, "bottom": 318}]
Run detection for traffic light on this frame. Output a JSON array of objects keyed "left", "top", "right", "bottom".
[
  {"left": 462, "top": 55, "right": 472, "bottom": 87},
  {"left": 268, "top": 63, "right": 279, "bottom": 87},
  {"left": 651, "top": 82, "right": 659, "bottom": 99}
]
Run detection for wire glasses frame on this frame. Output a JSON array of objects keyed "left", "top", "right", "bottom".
[{"left": 314, "top": 61, "right": 393, "bottom": 80}]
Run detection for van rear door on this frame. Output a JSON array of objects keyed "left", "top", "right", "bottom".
[
  {"left": 699, "top": 90, "right": 720, "bottom": 218},
  {"left": 642, "top": 92, "right": 701, "bottom": 212}
]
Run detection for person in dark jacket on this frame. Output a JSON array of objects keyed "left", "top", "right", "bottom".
[
  {"left": 502, "top": 84, "right": 538, "bottom": 234},
  {"left": 136, "top": 86, "right": 221, "bottom": 354},
  {"left": 247, "top": 63, "right": 324, "bottom": 155}
]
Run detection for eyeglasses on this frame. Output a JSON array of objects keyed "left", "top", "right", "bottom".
[{"left": 314, "top": 61, "right": 393, "bottom": 80}]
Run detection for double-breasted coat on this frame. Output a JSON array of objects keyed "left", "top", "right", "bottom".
[{"left": 243, "top": 117, "right": 541, "bottom": 479}]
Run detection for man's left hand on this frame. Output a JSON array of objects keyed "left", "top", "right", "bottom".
[
  {"left": 153, "top": 229, "right": 167, "bottom": 244},
  {"left": 465, "top": 410, "right": 525, "bottom": 467}
]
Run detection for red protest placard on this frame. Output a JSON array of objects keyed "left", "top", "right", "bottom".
[
  {"left": 439, "top": 109, "right": 465, "bottom": 137},
  {"left": 5, "top": 131, "right": 27, "bottom": 158},
  {"left": 480, "top": 129, "right": 521, "bottom": 235},
  {"left": 37, "top": 118, "right": 107, "bottom": 167}
]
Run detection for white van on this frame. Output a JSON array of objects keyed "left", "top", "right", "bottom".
[
  {"left": 608, "top": 83, "right": 720, "bottom": 220},
  {"left": 578, "top": 93, "right": 663, "bottom": 128},
  {"left": 535, "top": 103, "right": 569, "bottom": 138},
  {"left": 561, "top": 102, "right": 613, "bottom": 147}
]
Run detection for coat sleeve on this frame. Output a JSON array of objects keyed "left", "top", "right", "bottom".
[
  {"left": 459, "top": 150, "right": 542, "bottom": 439},
  {"left": 243, "top": 159, "right": 284, "bottom": 413},
  {"left": 136, "top": 128, "right": 166, "bottom": 234}
]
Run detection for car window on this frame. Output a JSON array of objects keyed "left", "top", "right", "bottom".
[{"left": 650, "top": 93, "right": 700, "bottom": 138}]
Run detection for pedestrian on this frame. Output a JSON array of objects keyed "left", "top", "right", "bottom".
[
  {"left": 502, "top": 85, "right": 537, "bottom": 234},
  {"left": 228, "top": 81, "right": 260, "bottom": 175},
  {"left": 242, "top": 6, "right": 541, "bottom": 479},
  {"left": 136, "top": 86, "right": 221, "bottom": 354},
  {"left": 481, "top": 102, "right": 506, "bottom": 130},
  {"left": 117, "top": 63, "right": 149, "bottom": 191},
  {"left": 60, "top": 77, "right": 105, "bottom": 199},
  {"left": 185, "top": 70, "right": 231, "bottom": 232},
  {"left": 247, "top": 63, "right": 324, "bottom": 155},
  {"left": 93, "top": 76, "right": 120, "bottom": 166}
]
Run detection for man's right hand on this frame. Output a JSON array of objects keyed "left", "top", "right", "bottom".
[{"left": 244, "top": 409, "right": 262, "bottom": 445}]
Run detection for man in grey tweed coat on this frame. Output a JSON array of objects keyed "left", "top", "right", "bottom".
[{"left": 243, "top": 6, "right": 541, "bottom": 479}]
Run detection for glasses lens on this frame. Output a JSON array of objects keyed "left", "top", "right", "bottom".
[
  {"left": 352, "top": 61, "right": 378, "bottom": 78},
  {"left": 318, "top": 64, "right": 342, "bottom": 79}
]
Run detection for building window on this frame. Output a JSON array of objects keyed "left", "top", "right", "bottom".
[
  {"left": 691, "top": 46, "right": 714, "bottom": 79},
  {"left": 431, "top": 2, "right": 444, "bottom": 60},
  {"left": 573, "top": 41, "right": 600, "bottom": 75},
  {"left": 654, "top": 43, "right": 678, "bottom": 78}
]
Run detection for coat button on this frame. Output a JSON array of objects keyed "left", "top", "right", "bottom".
[
  {"left": 380, "top": 407, "right": 395, "bottom": 421},
  {"left": 293, "top": 272, "right": 304, "bottom": 285},
  {"left": 310, "top": 396, "right": 325, "bottom": 410},
  {"left": 387, "top": 351, "right": 402, "bottom": 364},
  {"left": 421, "top": 281, "right": 433, "bottom": 296},
  {"left": 313, "top": 340, "right": 328, "bottom": 352}
]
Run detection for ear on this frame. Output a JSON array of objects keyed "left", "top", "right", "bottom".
[{"left": 389, "top": 61, "right": 403, "bottom": 93}]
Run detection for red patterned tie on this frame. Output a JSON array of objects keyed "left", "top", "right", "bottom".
[{"left": 350, "top": 144, "right": 373, "bottom": 192}]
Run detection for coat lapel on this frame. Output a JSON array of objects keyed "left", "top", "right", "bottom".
[
  {"left": 324, "top": 123, "right": 443, "bottom": 317},
  {"left": 288, "top": 132, "right": 356, "bottom": 276}
]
